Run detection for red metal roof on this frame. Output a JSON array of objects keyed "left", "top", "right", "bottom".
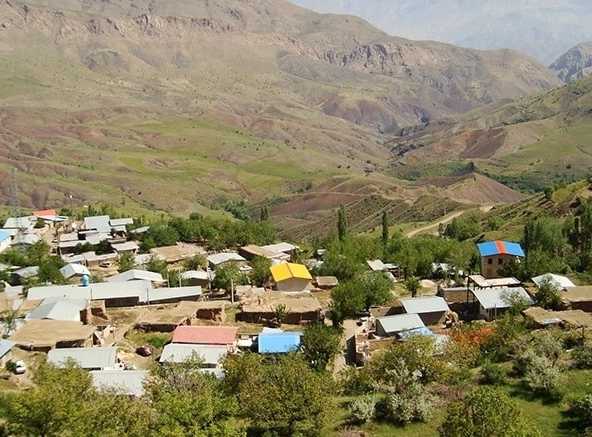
[
  {"left": 172, "top": 326, "right": 238, "bottom": 345},
  {"left": 33, "top": 209, "right": 58, "bottom": 217}
]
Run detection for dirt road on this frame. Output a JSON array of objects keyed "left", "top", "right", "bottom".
[{"left": 405, "top": 210, "right": 465, "bottom": 238}]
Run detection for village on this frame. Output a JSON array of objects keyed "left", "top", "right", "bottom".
[{"left": 0, "top": 203, "right": 592, "bottom": 436}]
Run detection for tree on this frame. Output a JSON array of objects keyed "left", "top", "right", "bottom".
[
  {"left": 534, "top": 278, "right": 562, "bottom": 310},
  {"left": 118, "top": 252, "right": 136, "bottom": 273},
  {"left": 211, "top": 263, "right": 245, "bottom": 291},
  {"left": 337, "top": 205, "right": 347, "bottom": 242},
  {"left": 381, "top": 211, "right": 389, "bottom": 248},
  {"left": 0, "top": 309, "right": 18, "bottom": 338},
  {"left": 273, "top": 304, "right": 287, "bottom": 326},
  {"left": 404, "top": 276, "right": 421, "bottom": 297},
  {"left": 440, "top": 387, "right": 541, "bottom": 437},
  {"left": 249, "top": 256, "right": 272, "bottom": 287},
  {"left": 301, "top": 323, "right": 342, "bottom": 371},
  {"left": 330, "top": 273, "right": 392, "bottom": 325},
  {"left": 260, "top": 206, "right": 270, "bottom": 222},
  {"left": 225, "top": 353, "right": 333, "bottom": 436},
  {"left": 183, "top": 254, "right": 207, "bottom": 271}
]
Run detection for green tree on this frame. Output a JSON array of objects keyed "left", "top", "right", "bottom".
[
  {"left": 337, "top": 205, "right": 347, "bottom": 242},
  {"left": 225, "top": 353, "right": 333, "bottom": 436},
  {"left": 534, "top": 278, "right": 562, "bottom": 310},
  {"left": 381, "top": 211, "right": 389, "bottom": 248},
  {"left": 260, "top": 206, "right": 270, "bottom": 222},
  {"left": 404, "top": 276, "right": 421, "bottom": 297},
  {"left": 212, "top": 264, "right": 246, "bottom": 291},
  {"left": 118, "top": 252, "right": 136, "bottom": 273},
  {"left": 183, "top": 254, "right": 207, "bottom": 271},
  {"left": 301, "top": 323, "right": 342, "bottom": 371},
  {"left": 440, "top": 387, "right": 541, "bottom": 437},
  {"left": 249, "top": 256, "right": 272, "bottom": 287},
  {"left": 330, "top": 273, "right": 392, "bottom": 325}
]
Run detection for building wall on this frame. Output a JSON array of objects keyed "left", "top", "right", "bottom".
[
  {"left": 375, "top": 321, "right": 396, "bottom": 337},
  {"left": 480, "top": 254, "right": 517, "bottom": 279},
  {"left": 275, "top": 278, "right": 311, "bottom": 292},
  {"left": 0, "top": 239, "right": 10, "bottom": 253},
  {"left": 417, "top": 311, "right": 446, "bottom": 327}
]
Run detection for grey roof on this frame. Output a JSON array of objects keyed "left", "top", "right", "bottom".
[
  {"left": 149, "top": 286, "right": 202, "bottom": 303},
  {"left": 0, "top": 340, "right": 14, "bottom": 359},
  {"left": 85, "top": 233, "right": 111, "bottom": 245},
  {"left": 3, "top": 216, "right": 36, "bottom": 230},
  {"left": 106, "top": 269, "right": 164, "bottom": 284},
  {"left": 13, "top": 233, "right": 41, "bottom": 246},
  {"left": 84, "top": 216, "right": 111, "bottom": 233},
  {"left": 27, "top": 297, "right": 88, "bottom": 322},
  {"left": 180, "top": 270, "right": 209, "bottom": 281},
  {"left": 472, "top": 287, "right": 534, "bottom": 310},
  {"left": 48, "top": 347, "right": 117, "bottom": 369},
  {"left": 532, "top": 273, "right": 576, "bottom": 290},
  {"left": 261, "top": 242, "right": 299, "bottom": 254},
  {"left": 28, "top": 281, "right": 151, "bottom": 303},
  {"left": 60, "top": 263, "right": 90, "bottom": 279},
  {"left": 111, "top": 241, "right": 139, "bottom": 252},
  {"left": 160, "top": 344, "right": 227, "bottom": 365},
  {"left": 90, "top": 370, "right": 148, "bottom": 397},
  {"left": 367, "top": 259, "right": 386, "bottom": 272},
  {"left": 207, "top": 252, "right": 245, "bottom": 266},
  {"left": 130, "top": 226, "right": 150, "bottom": 234},
  {"left": 58, "top": 240, "right": 86, "bottom": 249},
  {"left": 376, "top": 314, "right": 425, "bottom": 334},
  {"left": 13, "top": 266, "right": 39, "bottom": 279},
  {"left": 400, "top": 296, "right": 450, "bottom": 314},
  {"left": 109, "top": 218, "right": 134, "bottom": 227}
]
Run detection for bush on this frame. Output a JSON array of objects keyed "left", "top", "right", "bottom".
[
  {"left": 573, "top": 344, "right": 592, "bottom": 369},
  {"left": 339, "top": 368, "right": 374, "bottom": 396},
  {"left": 523, "top": 355, "right": 563, "bottom": 400},
  {"left": 569, "top": 393, "right": 592, "bottom": 428},
  {"left": 348, "top": 395, "right": 377, "bottom": 424},
  {"left": 381, "top": 382, "right": 435, "bottom": 425},
  {"left": 480, "top": 361, "right": 507, "bottom": 386}
]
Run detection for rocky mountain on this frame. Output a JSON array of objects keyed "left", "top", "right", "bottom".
[
  {"left": 0, "top": 0, "right": 558, "bottom": 213},
  {"left": 551, "top": 42, "right": 592, "bottom": 82},
  {"left": 291, "top": 0, "right": 592, "bottom": 64}
]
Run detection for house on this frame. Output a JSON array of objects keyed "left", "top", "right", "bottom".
[
  {"left": 60, "top": 263, "right": 91, "bottom": 280},
  {"left": 171, "top": 325, "right": 238, "bottom": 349},
  {"left": 109, "top": 218, "right": 134, "bottom": 234},
  {"left": 315, "top": 276, "right": 339, "bottom": 289},
  {"left": 12, "top": 266, "right": 39, "bottom": 281},
  {"left": 180, "top": 270, "right": 210, "bottom": 288},
  {"left": 468, "top": 275, "right": 522, "bottom": 289},
  {"left": 11, "top": 320, "right": 96, "bottom": 351},
  {"left": 0, "top": 230, "right": 11, "bottom": 253},
  {"left": 257, "top": 328, "right": 301, "bottom": 354},
  {"left": 91, "top": 370, "right": 148, "bottom": 397},
  {"left": 111, "top": 241, "right": 140, "bottom": 255},
  {"left": 375, "top": 314, "right": 425, "bottom": 337},
  {"left": 26, "top": 297, "right": 88, "bottom": 322},
  {"left": 477, "top": 240, "right": 525, "bottom": 279},
  {"left": 270, "top": 263, "right": 312, "bottom": 292},
  {"left": 239, "top": 245, "right": 289, "bottom": 262},
  {"left": 160, "top": 344, "right": 228, "bottom": 368},
  {"left": 399, "top": 296, "right": 450, "bottom": 326},
  {"left": 367, "top": 259, "right": 387, "bottom": 272},
  {"left": 532, "top": 273, "right": 576, "bottom": 291},
  {"left": 561, "top": 286, "right": 592, "bottom": 312},
  {"left": 106, "top": 269, "right": 165, "bottom": 285},
  {"left": 261, "top": 242, "right": 299, "bottom": 259},
  {"left": 12, "top": 233, "right": 41, "bottom": 248},
  {"left": 48, "top": 347, "right": 117, "bottom": 370},
  {"left": 84, "top": 216, "right": 112, "bottom": 233},
  {"left": 0, "top": 340, "right": 14, "bottom": 367},
  {"left": 472, "top": 287, "right": 534, "bottom": 320},
  {"left": 3, "top": 216, "right": 36, "bottom": 231},
  {"left": 207, "top": 252, "right": 247, "bottom": 269},
  {"left": 148, "top": 286, "right": 202, "bottom": 304}
]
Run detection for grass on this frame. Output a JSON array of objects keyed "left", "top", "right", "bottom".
[{"left": 125, "top": 330, "right": 171, "bottom": 351}]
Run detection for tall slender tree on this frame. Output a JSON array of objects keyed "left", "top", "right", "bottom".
[
  {"left": 337, "top": 205, "right": 347, "bottom": 242},
  {"left": 260, "top": 205, "right": 270, "bottom": 222},
  {"left": 381, "top": 211, "right": 389, "bottom": 248}
]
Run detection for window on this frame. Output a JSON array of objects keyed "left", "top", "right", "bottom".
[
  {"left": 498, "top": 258, "right": 503, "bottom": 265},
  {"left": 487, "top": 259, "right": 493, "bottom": 265}
]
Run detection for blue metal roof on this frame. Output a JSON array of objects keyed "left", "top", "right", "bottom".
[
  {"left": 0, "top": 230, "right": 10, "bottom": 242},
  {"left": 0, "top": 340, "right": 14, "bottom": 359},
  {"left": 258, "top": 331, "right": 301, "bottom": 354},
  {"left": 477, "top": 241, "right": 525, "bottom": 257}
]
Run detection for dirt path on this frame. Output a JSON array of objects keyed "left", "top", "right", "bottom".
[
  {"left": 405, "top": 210, "right": 465, "bottom": 238},
  {"left": 333, "top": 319, "right": 358, "bottom": 375}
]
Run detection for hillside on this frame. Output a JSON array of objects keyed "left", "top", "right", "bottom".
[
  {"left": 390, "top": 75, "right": 592, "bottom": 193},
  {"left": 0, "top": 0, "right": 558, "bottom": 214},
  {"left": 291, "top": 0, "right": 592, "bottom": 64},
  {"left": 551, "top": 42, "right": 592, "bottom": 82}
]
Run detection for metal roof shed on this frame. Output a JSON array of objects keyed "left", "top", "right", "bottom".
[
  {"left": 84, "top": 216, "right": 112, "bottom": 233},
  {"left": 106, "top": 269, "right": 164, "bottom": 284},
  {"left": 472, "top": 287, "right": 533, "bottom": 320},
  {"left": 375, "top": 314, "right": 425, "bottom": 337},
  {"left": 91, "top": 370, "right": 148, "bottom": 397},
  {"left": 532, "top": 273, "right": 576, "bottom": 290},
  {"left": 257, "top": 329, "right": 301, "bottom": 354},
  {"left": 60, "top": 263, "right": 91, "bottom": 279},
  {"left": 48, "top": 347, "right": 117, "bottom": 370},
  {"left": 160, "top": 344, "right": 228, "bottom": 366},
  {"left": 172, "top": 326, "right": 237, "bottom": 346},
  {"left": 400, "top": 296, "right": 450, "bottom": 314},
  {"left": 26, "top": 298, "right": 88, "bottom": 322}
]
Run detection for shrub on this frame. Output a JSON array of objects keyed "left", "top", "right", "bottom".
[
  {"left": 339, "top": 368, "right": 374, "bottom": 396},
  {"left": 348, "top": 395, "right": 377, "bottom": 424},
  {"left": 480, "top": 361, "right": 507, "bottom": 386},
  {"left": 569, "top": 393, "right": 592, "bottom": 428},
  {"left": 381, "top": 382, "right": 436, "bottom": 425},
  {"left": 523, "top": 355, "right": 563, "bottom": 400},
  {"left": 573, "top": 344, "right": 592, "bottom": 369}
]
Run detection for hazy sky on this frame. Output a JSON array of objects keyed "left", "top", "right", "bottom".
[{"left": 290, "top": 0, "right": 592, "bottom": 63}]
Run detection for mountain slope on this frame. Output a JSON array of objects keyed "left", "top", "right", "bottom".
[
  {"left": 0, "top": 0, "right": 557, "bottom": 213},
  {"left": 551, "top": 42, "right": 592, "bottom": 82},
  {"left": 291, "top": 0, "right": 592, "bottom": 64}
]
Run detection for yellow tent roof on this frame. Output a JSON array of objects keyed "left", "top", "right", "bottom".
[{"left": 270, "top": 263, "right": 312, "bottom": 282}]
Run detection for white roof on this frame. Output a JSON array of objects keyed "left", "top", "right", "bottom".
[
  {"left": 376, "top": 313, "right": 425, "bottom": 334},
  {"left": 181, "top": 270, "right": 209, "bottom": 281},
  {"left": 59, "top": 232, "right": 79, "bottom": 242},
  {"left": 13, "top": 266, "right": 39, "bottom": 278},
  {"left": 261, "top": 242, "right": 299, "bottom": 254},
  {"left": 84, "top": 216, "right": 112, "bottom": 233},
  {"left": 207, "top": 252, "right": 245, "bottom": 266},
  {"left": 60, "top": 263, "right": 90, "bottom": 279},
  {"left": 400, "top": 296, "right": 450, "bottom": 314},
  {"left": 367, "top": 259, "right": 386, "bottom": 272},
  {"left": 26, "top": 297, "right": 88, "bottom": 322},
  {"left": 160, "top": 344, "right": 227, "bottom": 365},
  {"left": 109, "top": 218, "right": 134, "bottom": 227},
  {"left": 48, "top": 347, "right": 117, "bottom": 369},
  {"left": 85, "top": 233, "right": 111, "bottom": 245},
  {"left": 13, "top": 233, "right": 41, "bottom": 246},
  {"left": 58, "top": 240, "right": 86, "bottom": 249},
  {"left": 472, "top": 287, "right": 534, "bottom": 310},
  {"left": 106, "top": 269, "right": 164, "bottom": 284},
  {"left": 27, "top": 281, "right": 151, "bottom": 303},
  {"left": 532, "top": 273, "right": 576, "bottom": 290},
  {"left": 149, "top": 286, "right": 202, "bottom": 303},
  {"left": 469, "top": 275, "right": 521, "bottom": 288},
  {"left": 91, "top": 370, "right": 148, "bottom": 397},
  {"left": 111, "top": 241, "right": 139, "bottom": 252},
  {"left": 130, "top": 226, "right": 150, "bottom": 234},
  {"left": 3, "top": 216, "right": 36, "bottom": 230}
]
